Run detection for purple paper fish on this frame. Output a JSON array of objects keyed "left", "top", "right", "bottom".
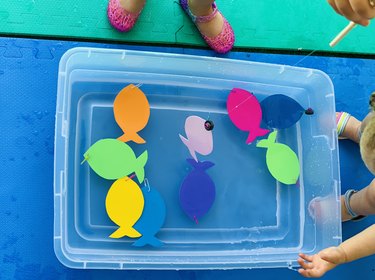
[
  {"left": 179, "top": 116, "right": 213, "bottom": 162},
  {"left": 179, "top": 159, "right": 216, "bottom": 223},
  {"left": 227, "top": 88, "right": 270, "bottom": 144}
]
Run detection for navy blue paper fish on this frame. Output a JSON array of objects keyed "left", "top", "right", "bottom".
[
  {"left": 133, "top": 186, "right": 166, "bottom": 247},
  {"left": 179, "top": 159, "right": 216, "bottom": 224},
  {"left": 260, "top": 94, "right": 314, "bottom": 129}
]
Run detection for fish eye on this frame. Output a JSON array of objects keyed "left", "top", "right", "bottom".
[
  {"left": 305, "top": 108, "right": 314, "bottom": 115},
  {"left": 204, "top": 120, "right": 214, "bottom": 131}
]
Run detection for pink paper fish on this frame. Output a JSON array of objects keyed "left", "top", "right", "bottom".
[
  {"left": 179, "top": 116, "right": 213, "bottom": 162},
  {"left": 227, "top": 88, "right": 270, "bottom": 144}
]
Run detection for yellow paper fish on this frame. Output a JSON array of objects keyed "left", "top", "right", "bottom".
[
  {"left": 105, "top": 177, "right": 145, "bottom": 238},
  {"left": 114, "top": 84, "right": 150, "bottom": 144}
]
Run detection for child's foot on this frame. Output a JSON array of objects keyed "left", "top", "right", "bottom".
[
  {"left": 119, "top": 0, "right": 146, "bottom": 13},
  {"left": 107, "top": 0, "right": 146, "bottom": 32},
  {"left": 188, "top": 0, "right": 223, "bottom": 39},
  {"left": 180, "top": 0, "right": 235, "bottom": 54}
]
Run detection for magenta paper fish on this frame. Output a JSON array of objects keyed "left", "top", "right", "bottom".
[{"left": 227, "top": 88, "right": 270, "bottom": 144}]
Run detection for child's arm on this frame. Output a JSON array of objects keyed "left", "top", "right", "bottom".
[
  {"left": 339, "top": 113, "right": 361, "bottom": 143},
  {"left": 340, "top": 224, "right": 375, "bottom": 262},
  {"left": 298, "top": 224, "right": 375, "bottom": 278},
  {"left": 339, "top": 112, "right": 375, "bottom": 144}
]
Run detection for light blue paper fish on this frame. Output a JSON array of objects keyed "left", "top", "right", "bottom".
[{"left": 133, "top": 184, "right": 166, "bottom": 247}]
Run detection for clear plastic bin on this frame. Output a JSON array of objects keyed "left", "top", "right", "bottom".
[{"left": 54, "top": 47, "right": 341, "bottom": 270}]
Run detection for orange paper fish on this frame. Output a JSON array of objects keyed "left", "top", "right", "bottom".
[{"left": 114, "top": 84, "right": 150, "bottom": 144}]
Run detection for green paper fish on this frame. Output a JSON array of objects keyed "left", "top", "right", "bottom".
[
  {"left": 256, "top": 131, "right": 300, "bottom": 185},
  {"left": 83, "top": 138, "right": 148, "bottom": 183}
]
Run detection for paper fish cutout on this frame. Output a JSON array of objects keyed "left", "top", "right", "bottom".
[
  {"left": 256, "top": 131, "right": 300, "bottom": 185},
  {"left": 227, "top": 88, "right": 270, "bottom": 144},
  {"left": 105, "top": 177, "right": 144, "bottom": 238},
  {"left": 179, "top": 116, "right": 213, "bottom": 162},
  {"left": 133, "top": 185, "right": 166, "bottom": 247},
  {"left": 260, "top": 94, "right": 314, "bottom": 129},
  {"left": 179, "top": 159, "right": 216, "bottom": 223},
  {"left": 114, "top": 84, "right": 150, "bottom": 144},
  {"left": 83, "top": 138, "right": 148, "bottom": 183}
]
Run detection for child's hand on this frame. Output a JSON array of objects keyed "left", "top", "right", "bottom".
[
  {"left": 327, "top": 0, "right": 375, "bottom": 26},
  {"left": 298, "top": 246, "right": 347, "bottom": 278}
]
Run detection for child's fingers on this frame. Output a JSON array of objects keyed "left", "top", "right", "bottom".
[
  {"left": 335, "top": 0, "right": 369, "bottom": 25},
  {"left": 327, "top": 0, "right": 343, "bottom": 15},
  {"left": 298, "top": 258, "right": 313, "bottom": 270},
  {"left": 350, "top": 0, "right": 375, "bottom": 20},
  {"left": 299, "top": 253, "right": 314, "bottom": 262},
  {"left": 297, "top": 258, "right": 305, "bottom": 267},
  {"left": 328, "top": 0, "right": 370, "bottom": 25},
  {"left": 298, "top": 268, "right": 313, "bottom": 278}
]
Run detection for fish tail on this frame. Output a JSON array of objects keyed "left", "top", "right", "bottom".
[
  {"left": 135, "top": 150, "right": 148, "bottom": 183},
  {"left": 179, "top": 135, "right": 198, "bottom": 161},
  {"left": 132, "top": 235, "right": 163, "bottom": 247},
  {"left": 256, "top": 139, "right": 270, "bottom": 149},
  {"left": 246, "top": 133, "right": 257, "bottom": 144},
  {"left": 246, "top": 128, "right": 270, "bottom": 144},
  {"left": 257, "top": 128, "right": 271, "bottom": 137},
  {"left": 118, "top": 132, "right": 146, "bottom": 144},
  {"left": 109, "top": 226, "right": 141, "bottom": 239},
  {"left": 256, "top": 131, "right": 277, "bottom": 148},
  {"left": 179, "top": 134, "right": 189, "bottom": 147},
  {"left": 186, "top": 159, "right": 214, "bottom": 171}
]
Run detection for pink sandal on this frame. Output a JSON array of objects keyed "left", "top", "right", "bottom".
[
  {"left": 179, "top": 0, "right": 235, "bottom": 54},
  {"left": 107, "top": 0, "right": 144, "bottom": 32}
]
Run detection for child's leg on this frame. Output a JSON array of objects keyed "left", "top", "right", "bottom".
[{"left": 341, "top": 179, "right": 375, "bottom": 221}]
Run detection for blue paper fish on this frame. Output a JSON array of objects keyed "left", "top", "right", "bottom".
[
  {"left": 260, "top": 94, "right": 314, "bottom": 129},
  {"left": 179, "top": 159, "right": 216, "bottom": 223},
  {"left": 133, "top": 185, "right": 166, "bottom": 247}
]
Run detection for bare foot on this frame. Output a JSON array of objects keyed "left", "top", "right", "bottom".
[
  {"left": 188, "top": 0, "right": 224, "bottom": 38},
  {"left": 119, "top": 0, "right": 146, "bottom": 13}
]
